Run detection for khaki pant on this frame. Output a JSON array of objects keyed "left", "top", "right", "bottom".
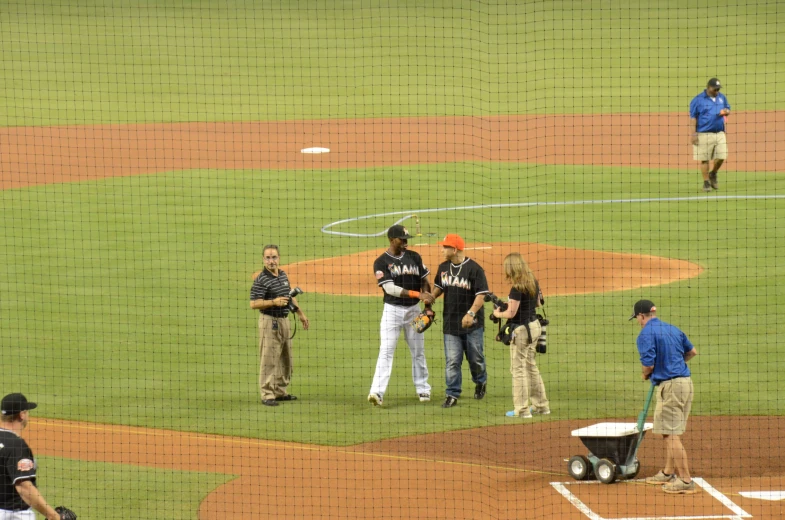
[
  {"left": 693, "top": 132, "right": 728, "bottom": 161},
  {"left": 258, "top": 314, "right": 293, "bottom": 401},
  {"left": 509, "top": 320, "right": 549, "bottom": 415},
  {"left": 653, "top": 377, "right": 693, "bottom": 435}
]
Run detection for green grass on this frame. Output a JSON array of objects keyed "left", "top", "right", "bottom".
[
  {"left": 36, "top": 456, "right": 234, "bottom": 520},
  {"left": 2, "top": 0, "right": 784, "bottom": 126},
  {"left": 2, "top": 164, "right": 784, "bottom": 446}
]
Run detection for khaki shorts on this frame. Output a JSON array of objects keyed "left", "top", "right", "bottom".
[
  {"left": 693, "top": 132, "right": 728, "bottom": 161},
  {"left": 653, "top": 377, "right": 693, "bottom": 435}
]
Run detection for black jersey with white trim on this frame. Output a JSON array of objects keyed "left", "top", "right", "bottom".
[
  {"left": 434, "top": 258, "right": 489, "bottom": 334},
  {"left": 250, "top": 268, "right": 291, "bottom": 317},
  {"left": 373, "top": 250, "right": 429, "bottom": 307},
  {"left": 0, "top": 428, "right": 37, "bottom": 511}
]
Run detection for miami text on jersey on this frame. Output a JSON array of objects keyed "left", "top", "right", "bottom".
[
  {"left": 388, "top": 264, "right": 420, "bottom": 277},
  {"left": 440, "top": 272, "right": 471, "bottom": 290}
]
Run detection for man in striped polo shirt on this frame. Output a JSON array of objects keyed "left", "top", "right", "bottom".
[{"left": 250, "top": 244, "right": 309, "bottom": 406}]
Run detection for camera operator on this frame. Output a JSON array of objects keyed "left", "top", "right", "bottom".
[
  {"left": 492, "top": 252, "right": 550, "bottom": 419},
  {"left": 250, "top": 244, "right": 309, "bottom": 407}
]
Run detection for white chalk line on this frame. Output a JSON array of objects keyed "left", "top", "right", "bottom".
[
  {"left": 550, "top": 477, "right": 752, "bottom": 520},
  {"left": 321, "top": 194, "right": 785, "bottom": 237}
]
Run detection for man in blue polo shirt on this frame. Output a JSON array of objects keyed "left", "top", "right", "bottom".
[
  {"left": 630, "top": 300, "right": 699, "bottom": 495},
  {"left": 690, "top": 78, "right": 731, "bottom": 192}
]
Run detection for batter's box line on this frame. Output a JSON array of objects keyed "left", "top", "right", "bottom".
[{"left": 550, "top": 477, "right": 751, "bottom": 520}]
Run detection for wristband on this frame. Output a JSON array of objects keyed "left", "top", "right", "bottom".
[
  {"left": 466, "top": 310, "right": 476, "bottom": 317},
  {"left": 409, "top": 290, "right": 420, "bottom": 298}
]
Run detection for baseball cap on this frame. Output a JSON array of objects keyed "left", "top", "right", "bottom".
[
  {"left": 1, "top": 393, "right": 37, "bottom": 415},
  {"left": 628, "top": 300, "right": 657, "bottom": 321},
  {"left": 707, "top": 78, "right": 722, "bottom": 89},
  {"left": 387, "top": 224, "right": 412, "bottom": 240},
  {"left": 438, "top": 233, "right": 465, "bottom": 251}
]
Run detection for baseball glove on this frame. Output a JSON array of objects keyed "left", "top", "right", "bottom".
[
  {"left": 411, "top": 309, "right": 435, "bottom": 333},
  {"left": 55, "top": 506, "right": 77, "bottom": 520}
]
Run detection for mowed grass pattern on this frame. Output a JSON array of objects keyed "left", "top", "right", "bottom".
[{"left": 1, "top": 0, "right": 784, "bottom": 125}]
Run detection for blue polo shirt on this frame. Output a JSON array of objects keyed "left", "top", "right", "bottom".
[
  {"left": 636, "top": 318, "right": 694, "bottom": 385},
  {"left": 690, "top": 90, "right": 731, "bottom": 133}
]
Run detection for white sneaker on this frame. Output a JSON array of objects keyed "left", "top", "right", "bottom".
[
  {"left": 531, "top": 407, "right": 551, "bottom": 415},
  {"left": 418, "top": 393, "right": 431, "bottom": 402},
  {"left": 368, "top": 393, "right": 383, "bottom": 406}
]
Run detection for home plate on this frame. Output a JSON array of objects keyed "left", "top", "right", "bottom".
[
  {"left": 301, "top": 147, "right": 330, "bottom": 154},
  {"left": 739, "top": 491, "right": 785, "bottom": 501}
]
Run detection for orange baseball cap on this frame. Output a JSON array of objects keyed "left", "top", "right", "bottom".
[{"left": 438, "top": 234, "right": 465, "bottom": 251}]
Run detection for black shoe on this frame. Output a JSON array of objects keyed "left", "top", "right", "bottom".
[
  {"left": 262, "top": 399, "right": 279, "bottom": 407},
  {"left": 709, "top": 172, "right": 719, "bottom": 190},
  {"left": 702, "top": 180, "right": 712, "bottom": 192},
  {"left": 474, "top": 382, "right": 487, "bottom": 400},
  {"left": 275, "top": 395, "right": 298, "bottom": 401},
  {"left": 442, "top": 396, "right": 458, "bottom": 408}
]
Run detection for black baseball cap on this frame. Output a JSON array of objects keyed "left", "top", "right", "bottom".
[
  {"left": 387, "top": 224, "right": 412, "bottom": 240},
  {"left": 628, "top": 299, "right": 657, "bottom": 320},
  {"left": 1, "top": 393, "right": 37, "bottom": 415},
  {"left": 707, "top": 78, "right": 722, "bottom": 89}
]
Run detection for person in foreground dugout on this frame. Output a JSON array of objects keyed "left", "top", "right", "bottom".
[{"left": 0, "top": 393, "right": 77, "bottom": 520}]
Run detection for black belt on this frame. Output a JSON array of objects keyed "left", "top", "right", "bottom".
[{"left": 260, "top": 312, "right": 287, "bottom": 318}]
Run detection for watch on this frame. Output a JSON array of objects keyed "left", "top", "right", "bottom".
[{"left": 466, "top": 310, "right": 476, "bottom": 318}]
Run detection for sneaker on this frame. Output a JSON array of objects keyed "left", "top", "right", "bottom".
[
  {"left": 442, "top": 396, "right": 458, "bottom": 408},
  {"left": 418, "top": 393, "right": 431, "bottom": 402},
  {"left": 645, "top": 470, "right": 675, "bottom": 485},
  {"left": 505, "top": 409, "right": 533, "bottom": 418},
  {"left": 709, "top": 172, "right": 719, "bottom": 190},
  {"left": 262, "top": 399, "right": 279, "bottom": 407},
  {"left": 275, "top": 395, "right": 298, "bottom": 402},
  {"left": 663, "top": 478, "right": 698, "bottom": 495},
  {"left": 368, "top": 393, "right": 383, "bottom": 406},
  {"left": 702, "top": 180, "right": 712, "bottom": 192},
  {"left": 474, "top": 382, "right": 487, "bottom": 400},
  {"left": 531, "top": 407, "right": 551, "bottom": 415}
]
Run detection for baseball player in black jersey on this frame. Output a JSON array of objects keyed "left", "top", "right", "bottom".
[
  {"left": 368, "top": 225, "right": 434, "bottom": 406},
  {"left": 250, "top": 244, "right": 309, "bottom": 407},
  {"left": 430, "top": 234, "right": 490, "bottom": 408},
  {"left": 0, "top": 394, "right": 62, "bottom": 520}
]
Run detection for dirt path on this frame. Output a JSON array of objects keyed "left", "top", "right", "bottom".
[
  {"left": 2, "top": 112, "right": 783, "bottom": 190},
  {"left": 27, "top": 416, "right": 784, "bottom": 519}
]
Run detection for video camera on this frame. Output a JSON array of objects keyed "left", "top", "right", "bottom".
[
  {"left": 484, "top": 293, "right": 508, "bottom": 323},
  {"left": 287, "top": 287, "right": 303, "bottom": 312}
]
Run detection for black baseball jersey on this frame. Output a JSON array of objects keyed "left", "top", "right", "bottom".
[
  {"left": 507, "top": 280, "right": 541, "bottom": 325},
  {"left": 434, "top": 258, "right": 489, "bottom": 335},
  {"left": 373, "top": 250, "right": 429, "bottom": 307},
  {"left": 250, "top": 268, "right": 291, "bottom": 317},
  {"left": 0, "top": 428, "right": 37, "bottom": 511}
]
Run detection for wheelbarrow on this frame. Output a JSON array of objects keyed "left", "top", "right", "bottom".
[{"left": 566, "top": 384, "right": 655, "bottom": 484}]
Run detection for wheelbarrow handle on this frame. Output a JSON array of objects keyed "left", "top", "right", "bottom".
[{"left": 636, "top": 383, "right": 655, "bottom": 433}]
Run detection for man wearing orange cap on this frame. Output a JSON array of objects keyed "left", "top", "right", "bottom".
[{"left": 430, "top": 234, "right": 490, "bottom": 408}]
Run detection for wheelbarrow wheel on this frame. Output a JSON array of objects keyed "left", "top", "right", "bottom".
[
  {"left": 567, "top": 455, "right": 590, "bottom": 480},
  {"left": 596, "top": 458, "right": 617, "bottom": 484}
]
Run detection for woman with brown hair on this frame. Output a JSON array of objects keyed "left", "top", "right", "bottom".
[{"left": 492, "top": 252, "right": 550, "bottom": 418}]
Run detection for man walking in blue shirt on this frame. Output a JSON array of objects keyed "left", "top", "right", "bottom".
[
  {"left": 630, "top": 300, "right": 699, "bottom": 495},
  {"left": 690, "top": 78, "right": 731, "bottom": 192}
]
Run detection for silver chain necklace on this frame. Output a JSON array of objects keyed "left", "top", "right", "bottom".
[{"left": 449, "top": 259, "right": 464, "bottom": 278}]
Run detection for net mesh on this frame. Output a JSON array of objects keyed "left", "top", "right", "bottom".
[{"left": 1, "top": 1, "right": 783, "bottom": 518}]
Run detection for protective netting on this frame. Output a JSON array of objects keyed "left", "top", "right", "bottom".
[{"left": 1, "top": 1, "right": 783, "bottom": 519}]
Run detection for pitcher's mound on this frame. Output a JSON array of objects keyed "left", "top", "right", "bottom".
[{"left": 280, "top": 242, "right": 702, "bottom": 296}]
